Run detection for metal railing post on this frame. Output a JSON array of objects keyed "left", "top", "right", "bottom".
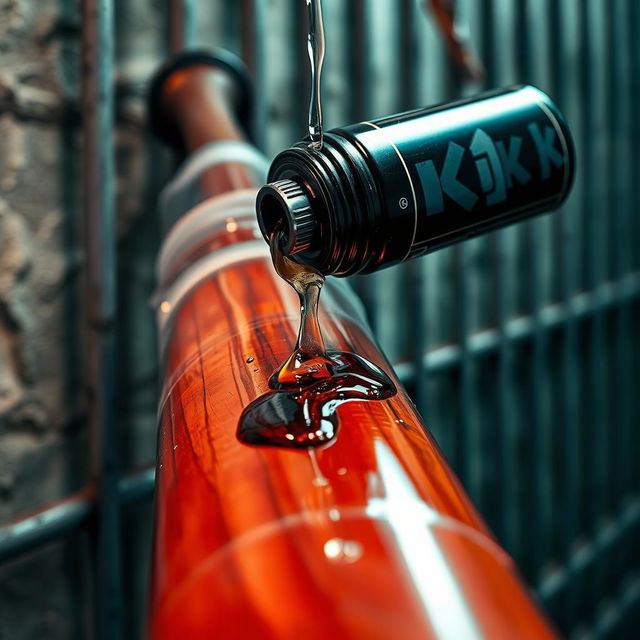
[
  {"left": 169, "top": 0, "right": 196, "bottom": 54},
  {"left": 81, "top": 0, "right": 121, "bottom": 636},
  {"left": 241, "top": 0, "right": 267, "bottom": 149}
]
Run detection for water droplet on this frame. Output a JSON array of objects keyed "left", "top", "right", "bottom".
[
  {"left": 337, "top": 467, "right": 347, "bottom": 475},
  {"left": 323, "top": 538, "right": 363, "bottom": 563},
  {"left": 246, "top": 356, "right": 254, "bottom": 363}
]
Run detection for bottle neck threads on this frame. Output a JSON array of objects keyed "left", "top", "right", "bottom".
[{"left": 256, "top": 135, "right": 382, "bottom": 276}]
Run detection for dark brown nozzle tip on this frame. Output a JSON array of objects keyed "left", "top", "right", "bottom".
[
  {"left": 147, "top": 48, "right": 254, "bottom": 151},
  {"left": 256, "top": 179, "right": 317, "bottom": 255}
]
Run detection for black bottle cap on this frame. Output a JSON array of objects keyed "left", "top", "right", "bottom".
[{"left": 256, "top": 179, "right": 317, "bottom": 254}]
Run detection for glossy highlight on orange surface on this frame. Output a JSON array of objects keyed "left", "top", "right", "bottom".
[{"left": 149, "top": 249, "right": 556, "bottom": 639}]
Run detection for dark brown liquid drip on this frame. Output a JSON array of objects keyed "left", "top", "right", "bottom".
[
  {"left": 238, "top": 351, "right": 395, "bottom": 449},
  {"left": 268, "top": 231, "right": 334, "bottom": 386},
  {"left": 237, "top": 231, "right": 396, "bottom": 449}
]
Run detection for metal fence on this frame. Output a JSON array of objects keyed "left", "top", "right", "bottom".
[{"left": 0, "top": 1, "right": 638, "bottom": 638}]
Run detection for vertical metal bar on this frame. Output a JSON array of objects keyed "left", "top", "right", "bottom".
[
  {"left": 632, "top": 1, "right": 640, "bottom": 278},
  {"left": 81, "top": 0, "right": 121, "bottom": 637},
  {"left": 169, "top": 0, "right": 196, "bottom": 54},
  {"left": 452, "top": 0, "right": 474, "bottom": 492},
  {"left": 530, "top": 0, "right": 558, "bottom": 592},
  {"left": 579, "top": 0, "right": 608, "bottom": 619},
  {"left": 475, "top": 0, "right": 498, "bottom": 530},
  {"left": 630, "top": 16, "right": 640, "bottom": 605},
  {"left": 545, "top": 0, "right": 564, "bottom": 573},
  {"left": 296, "top": 0, "right": 313, "bottom": 137},
  {"left": 399, "top": 0, "right": 417, "bottom": 111},
  {"left": 585, "top": 0, "right": 608, "bottom": 527},
  {"left": 559, "top": 0, "right": 585, "bottom": 559},
  {"left": 555, "top": 0, "right": 583, "bottom": 625},
  {"left": 399, "top": 0, "right": 427, "bottom": 415},
  {"left": 585, "top": 0, "right": 610, "bottom": 601},
  {"left": 350, "top": 0, "right": 370, "bottom": 123},
  {"left": 495, "top": 231, "right": 521, "bottom": 553},
  {"left": 516, "top": 0, "right": 552, "bottom": 585},
  {"left": 453, "top": 0, "right": 475, "bottom": 500},
  {"left": 348, "top": 0, "right": 378, "bottom": 332},
  {"left": 454, "top": 246, "right": 474, "bottom": 494},
  {"left": 490, "top": 0, "right": 521, "bottom": 562},
  {"left": 603, "top": 0, "right": 619, "bottom": 531},
  {"left": 419, "top": 1, "right": 456, "bottom": 463},
  {"left": 450, "top": 255, "right": 467, "bottom": 482},
  {"left": 242, "top": 0, "right": 267, "bottom": 150},
  {"left": 626, "top": 0, "right": 640, "bottom": 506},
  {"left": 512, "top": 0, "right": 536, "bottom": 581},
  {"left": 531, "top": 1, "right": 552, "bottom": 588},
  {"left": 479, "top": 0, "right": 495, "bottom": 87},
  {"left": 609, "top": 0, "right": 634, "bottom": 607},
  {"left": 601, "top": 3, "right": 619, "bottom": 599},
  {"left": 631, "top": 10, "right": 640, "bottom": 587},
  {"left": 611, "top": 0, "right": 632, "bottom": 510},
  {"left": 572, "top": 3, "right": 593, "bottom": 625},
  {"left": 456, "top": 0, "right": 492, "bottom": 525},
  {"left": 407, "top": 257, "right": 427, "bottom": 416}
]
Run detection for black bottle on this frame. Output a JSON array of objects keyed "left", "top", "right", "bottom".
[{"left": 256, "top": 85, "right": 575, "bottom": 276}]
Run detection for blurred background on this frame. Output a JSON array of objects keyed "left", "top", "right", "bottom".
[{"left": 0, "top": 0, "right": 638, "bottom": 638}]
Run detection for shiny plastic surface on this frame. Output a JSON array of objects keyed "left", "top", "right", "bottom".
[{"left": 262, "top": 85, "right": 574, "bottom": 275}]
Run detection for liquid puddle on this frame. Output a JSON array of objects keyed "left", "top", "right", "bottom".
[{"left": 237, "top": 231, "right": 396, "bottom": 449}]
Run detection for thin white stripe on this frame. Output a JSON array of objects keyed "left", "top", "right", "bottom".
[
  {"left": 535, "top": 98, "right": 572, "bottom": 203},
  {"left": 361, "top": 121, "right": 419, "bottom": 262},
  {"left": 368, "top": 441, "right": 483, "bottom": 640}
]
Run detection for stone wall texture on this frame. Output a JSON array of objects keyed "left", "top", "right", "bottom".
[{"left": 0, "top": 0, "right": 161, "bottom": 637}]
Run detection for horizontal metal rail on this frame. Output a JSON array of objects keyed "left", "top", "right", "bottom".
[
  {"left": 0, "top": 466, "right": 154, "bottom": 563},
  {"left": 589, "top": 573, "right": 640, "bottom": 638},
  {"left": 394, "top": 270, "right": 640, "bottom": 384},
  {"left": 0, "top": 488, "right": 94, "bottom": 564},
  {"left": 537, "top": 498, "right": 640, "bottom": 601}
]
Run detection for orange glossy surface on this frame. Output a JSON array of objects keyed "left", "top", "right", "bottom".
[
  {"left": 160, "top": 65, "right": 257, "bottom": 200},
  {"left": 149, "top": 251, "right": 556, "bottom": 639}
]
